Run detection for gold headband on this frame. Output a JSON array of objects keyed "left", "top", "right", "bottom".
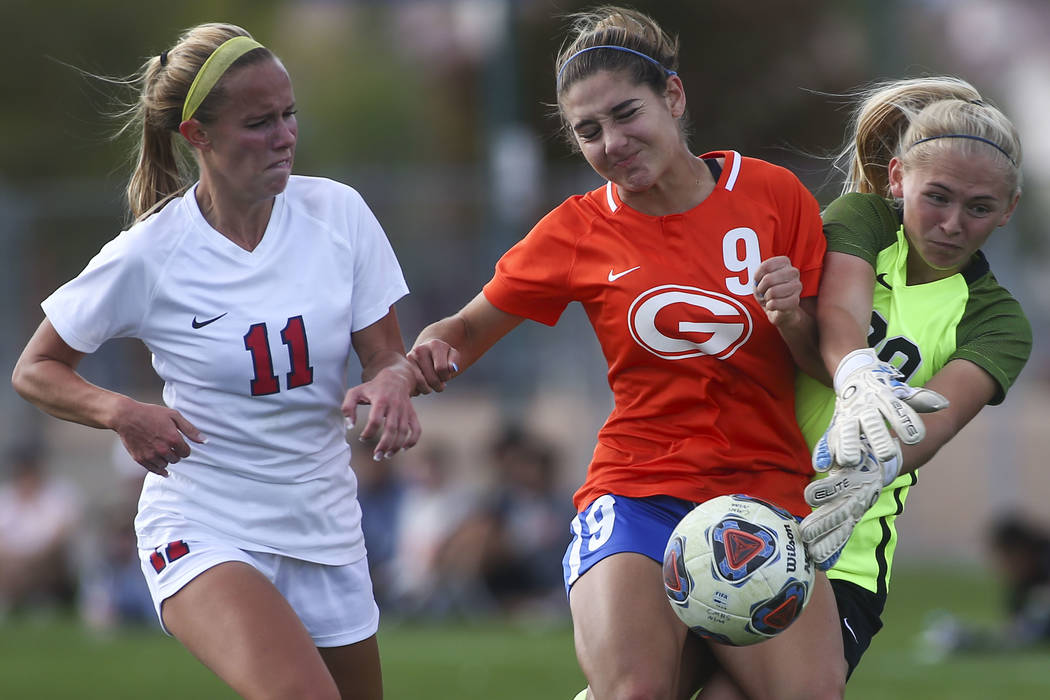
[{"left": 182, "top": 36, "right": 265, "bottom": 122}]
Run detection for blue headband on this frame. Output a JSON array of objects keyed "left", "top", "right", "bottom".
[
  {"left": 910, "top": 134, "right": 1016, "bottom": 166},
  {"left": 557, "top": 45, "right": 677, "bottom": 88}
]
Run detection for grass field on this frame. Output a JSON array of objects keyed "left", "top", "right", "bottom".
[{"left": 1, "top": 565, "right": 1047, "bottom": 699}]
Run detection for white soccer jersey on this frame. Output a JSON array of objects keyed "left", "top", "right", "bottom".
[{"left": 43, "top": 175, "right": 408, "bottom": 564}]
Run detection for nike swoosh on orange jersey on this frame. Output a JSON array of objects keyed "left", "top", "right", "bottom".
[{"left": 608, "top": 266, "right": 641, "bottom": 282}]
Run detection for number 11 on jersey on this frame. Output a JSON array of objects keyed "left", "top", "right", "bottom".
[{"left": 243, "top": 315, "right": 314, "bottom": 396}]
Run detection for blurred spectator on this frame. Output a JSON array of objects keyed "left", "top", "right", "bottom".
[
  {"left": 472, "top": 426, "right": 572, "bottom": 618},
  {"left": 921, "top": 513, "right": 1050, "bottom": 658},
  {"left": 990, "top": 515, "right": 1050, "bottom": 643},
  {"left": 0, "top": 443, "right": 82, "bottom": 619},
  {"left": 79, "top": 507, "right": 158, "bottom": 630},
  {"left": 358, "top": 424, "right": 570, "bottom": 621},
  {"left": 386, "top": 442, "right": 484, "bottom": 618},
  {"left": 78, "top": 439, "right": 156, "bottom": 630},
  {"left": 353, "top": 434, "right": 406, "bottom": 612}
]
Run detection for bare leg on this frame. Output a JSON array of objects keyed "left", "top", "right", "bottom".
[
  {"left": 704, "top": 572, "right": 847, "bottom": 700},
  {"left": 570, "top": 553, "right": 706, "bottom": 700},
  {"left": 695, "top": 670, "right": 747, "bottom": 699},
  {"left": 320, "top": 636, "right": 384, "bottom": 700},
  {"left": 162, "top": 561, "right": 341, "bottom": 700}
]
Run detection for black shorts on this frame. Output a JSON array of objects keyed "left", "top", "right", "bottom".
[{"left": 830, "top": 578, "right": 886, "bottom": 679}]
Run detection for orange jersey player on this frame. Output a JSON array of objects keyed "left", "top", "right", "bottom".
[
  {"left": 484, "top": 150, "right": 824, "bottom": 515},
  {"left": 406, "top": 7, "right": 844, "bottom": 699}
]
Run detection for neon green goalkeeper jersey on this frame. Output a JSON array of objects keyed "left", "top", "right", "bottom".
[{"left": 795, "top": 192, "right": 1031, "bottom": 595}]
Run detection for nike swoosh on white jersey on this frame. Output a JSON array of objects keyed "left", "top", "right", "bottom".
[{"left": 608, "top": 266, "right": 641, "bottom": 282}]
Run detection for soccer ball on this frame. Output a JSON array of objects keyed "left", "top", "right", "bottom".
[{"left": 662, "top": 494, "right": 814, "bottom": 646}]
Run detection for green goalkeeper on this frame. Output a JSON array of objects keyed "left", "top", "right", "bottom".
[{"left": 795, "top": 76, "right": 1032, "bottom": 682}]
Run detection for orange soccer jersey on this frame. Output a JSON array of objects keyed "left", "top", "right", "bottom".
[{"left": 483, "top": 152, "right": 825, "bottom": 516}]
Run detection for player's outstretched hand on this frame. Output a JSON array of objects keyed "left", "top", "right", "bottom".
[
  {"left": 343, "top": 362, "right": 422, "bottom": 461},
  {"left": 407, "top": 339, "right": 461, "bottom": 394},
  {"left": 753, "top": 256, "right": 803, "bottom": 328},
  {"left": 800, "top": 433, "right": 899, "bottom": 570},
  {"left": 828, "top": 349, "right": 948, "bottom": 467},
  {"left": 111, "top": 398, "right": 205, "bottom": 477}
]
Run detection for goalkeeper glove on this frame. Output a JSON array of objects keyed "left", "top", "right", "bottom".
[
  {"left": 800, "top": 432, "right": 902, "bottom": 570},
  {"left": 828, "top": 348, "right": 948, "bottom": 467}
]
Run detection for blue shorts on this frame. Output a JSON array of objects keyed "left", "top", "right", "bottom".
[{"left": 562, "top": 494, "right": 697, "bottom": 594}]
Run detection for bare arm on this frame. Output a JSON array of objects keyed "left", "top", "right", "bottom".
[
  {"left": 408, "top": 291, "right": 525, "bottom": 393},
  {"left": 773, "top": 296, "right": 827, "bottom": 384},
  {"left": 753, "top": 256, "right": 829, "bottom": 384},
  {"left": 814, "top": 251, "right": 991, "bottom": 471},
  {"left": 816, "top": 251, "right": 876, "bottom": 376},
  {"left": 11, "top": 319, "right": 203, "bottom": 476},
  {"left": 344, "top": 307, "right": 423, "bottom": 459},
  {"left": 896, "top": 359, "right": 996, "bottom": 474}
]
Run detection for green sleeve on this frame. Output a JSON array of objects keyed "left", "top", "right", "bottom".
[
  {"left": 954, "top": 273, "right": 1032, "bottom": 405},
  {"left": 821, "top": 192, "right": 901, "bottom": 265}
]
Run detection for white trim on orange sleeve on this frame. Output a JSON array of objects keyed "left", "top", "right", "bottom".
[{"left": 725, "top": 151, "right": 742, "bottom": 191}]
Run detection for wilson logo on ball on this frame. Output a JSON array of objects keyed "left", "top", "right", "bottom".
[{"left": 628, "top": 285, "right": 753, "bottom": 360}]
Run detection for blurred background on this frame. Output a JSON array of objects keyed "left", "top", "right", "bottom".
[{"left": 2, "top": 0, "right": 1049, "bottom": 697}]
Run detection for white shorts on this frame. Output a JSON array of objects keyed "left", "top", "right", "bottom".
[{"left": 139, "top": 537, "right": 379, "bottom": 647}]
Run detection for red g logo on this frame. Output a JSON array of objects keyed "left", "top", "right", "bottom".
[{"left": 628, "top": 285, "right": 752, "bottom": 360}]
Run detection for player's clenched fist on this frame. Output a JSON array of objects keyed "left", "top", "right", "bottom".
[
  {"left": 407, "top": 339, "right": 460, "bottom": 394},
  {"left": 753, "top": 256, "right": 803, "bottom": 328}
]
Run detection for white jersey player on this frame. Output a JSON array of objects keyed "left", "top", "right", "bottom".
[
  {"left": 12, "top": 24, "right": 420, "bottom": 700},
  {"left": 42, "top": 175, "right": 407, "bottom": 564}
]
